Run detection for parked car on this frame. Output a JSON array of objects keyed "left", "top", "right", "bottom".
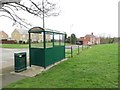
[{"left": 76, "top": 41, "right": 83, "bottom": 45}]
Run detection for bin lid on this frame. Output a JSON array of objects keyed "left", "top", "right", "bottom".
[{"left": 14, "top": 51, "right": 26, "bottom": 54}]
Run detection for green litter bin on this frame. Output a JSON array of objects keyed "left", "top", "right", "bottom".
[{"left": 14, "top": 52, "right": 27, "bottom": 72}]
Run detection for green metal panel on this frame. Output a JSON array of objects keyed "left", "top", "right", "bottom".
[
  {"left": 45, "top": 46, "right": 65, "bottom": 67},
  {"left": 45, "top": 47, "right": 54, "bottom": 66},
  {"left": 53, "top": 33, "right": 54, "bottom": 47},
  {"left": 44, "top": 31, "right": 46, "bottom": 49},
  {"left": 30, "top": 46, "right": 65, "bottom": 68},
  {"left": 29, "top": 32, "right": 31, "bottom": 67},
  {"left": 30, "top": 48, "right": 45, "bottom": 67}
]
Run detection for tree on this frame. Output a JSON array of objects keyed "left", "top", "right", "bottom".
[
  {"left": 65, "top": 33, "right": 67, "bottom": 40},
  {"left": 0, "top": 0, "right": 60, "bottom": 28},
  {"left": 99, "top": 33, "right": 115, "bottom": 44},
  {"left": 70, "top": 33, "right": 77, "bottom": 44},
  {"left": 98, "top": 33, "right": 106, "bottom": 44},
  {"left": 65, "top": 36, "right": 70, "bottom": 43},
  {"left": 107, "top": 34, "right": 115, "bottom": 44}
]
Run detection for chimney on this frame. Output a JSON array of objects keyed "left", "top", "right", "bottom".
[{"left": 91, "top": 32, "right": 93, "bottom": 35}]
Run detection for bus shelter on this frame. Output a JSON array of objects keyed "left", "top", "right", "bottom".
[{"left": 28, "top": 27, "right": 66, "bottom": 68}]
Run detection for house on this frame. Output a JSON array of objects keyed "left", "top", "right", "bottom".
[
  {"left": 11, "top": 28, "right": 29, "bottom": 43},
  {"left": 31, "top": 33, "right": 51, "bottom": 42},
  {"left": 11, "top": 28, "right": 51, "bottom": 43},
  {"left": 0, "top": 31, "right": 8, "bottom": 39},
  {"left": 31, "top": 33, "right": 43, "bottom": 42},
  {"left": 79, "top": 33, "right": 100, "bottom": 45}
]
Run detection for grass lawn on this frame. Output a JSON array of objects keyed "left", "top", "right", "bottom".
[
  {"left": 5, "top": 44, "right": 118, "bottom": 88},
  {"left": 2, "top": 43, "right": 73, "bottom": 49},
  {"left": 2, "top": 44, "right": 29, "bottom": 48}
]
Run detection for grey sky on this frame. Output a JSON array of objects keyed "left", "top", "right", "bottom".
[{"left": 0, "top": 0, "right": 119, "bottom": 38}]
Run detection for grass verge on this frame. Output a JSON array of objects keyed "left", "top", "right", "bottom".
[
  {"left": 2, "top": 43, "right": 74, "bottom": 49},
  {"left": 2, "top": 44, "right": 29, "bottom": 48}
]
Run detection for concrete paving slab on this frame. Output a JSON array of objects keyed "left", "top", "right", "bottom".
[
  {"left": 11, "top": 66, "right": 44, "bottom": 77},
  {"left": 10, "top": 58, "right": 68, "bottom": 77}
]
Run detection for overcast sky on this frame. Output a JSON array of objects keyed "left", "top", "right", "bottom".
[{"left": 0, "top": 0, "right": 119, "bottom": 38}]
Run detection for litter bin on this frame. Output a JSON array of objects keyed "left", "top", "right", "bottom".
[{"left": 14, "top": 52, "right": 27, "bottom": 72}]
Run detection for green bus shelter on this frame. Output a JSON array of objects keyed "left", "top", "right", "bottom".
[{"left": 28, "top": 27, "right": 66, "bottom": 68}]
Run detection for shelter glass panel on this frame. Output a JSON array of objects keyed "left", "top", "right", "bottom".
[
  {"left": 31, "top": 32, "right": 44, "bottom": 48},
  {"left": 46, "top": 32, "right": 53, "bottom": 48},
  {"left": 54, "top": 33, "right": 60, "bottom": 46},
  {"left": 60, "top": 34, "right": 65, "bottom": 46}
]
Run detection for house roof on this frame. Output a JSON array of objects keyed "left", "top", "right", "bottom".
[
  {"left": 14, "top": 29, "right": 28, "bottom": 35},
  {"left": 85, "top": 34, "right": 100, "bottom": 39},
  {"left": 0, "top": 31, "right": 8, "bottom": 35},
  {"left": 85, "top": 34, "right": 95, "bottom": 37}
]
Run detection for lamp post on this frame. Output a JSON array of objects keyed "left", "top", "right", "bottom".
[
  {"left": 70, "top": 24, "right": 73, "bottom": 44},
  {"left": 42, "top": 0, "right": 45, "bottom": 28}
]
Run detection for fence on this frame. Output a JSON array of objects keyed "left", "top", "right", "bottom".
[
  {"left": 1, "top": 39, "right": 17, "bottom": 44},
  {"left": 65, "top": 45, "right": 89, "bottom": 58}
]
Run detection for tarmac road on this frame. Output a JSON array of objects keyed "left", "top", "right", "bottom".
[{"left": 0, "top": 48, "right": 29, "bottom": 69}]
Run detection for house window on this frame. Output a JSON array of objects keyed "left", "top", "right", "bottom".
[{"left": 23, "top": 35, "right": 25, "bottom": 38}]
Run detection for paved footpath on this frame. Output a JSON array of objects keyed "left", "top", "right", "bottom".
[
  {"left": 2, "top": 66, "right": 27, "bottom": 88},
  {"left": 0, "top": 48, "right": 29, "bottom": 88}
]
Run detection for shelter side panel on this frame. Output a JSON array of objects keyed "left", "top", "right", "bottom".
[
  {"left": 45, "top": 46, "right": 65, "bottom": 67},
  {"left": 30, "top": 48, "right": 45, "bottom": 67}
]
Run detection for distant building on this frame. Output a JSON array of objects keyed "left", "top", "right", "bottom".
[
  {"left": 11, "top": 28, "right": 28, "bottom": 43},
  {"left": 0, "top": 31, "right": 8, "bottom": 39},
  {"left": 11, "top": 28, "right": 51, "bottom": 43},
  {"left": 79, "top": 33, "right": 100, "bottom": 45},
  {"left": 30, "top": 32, "right": 51, "bottom": 42},
  {"left": 31, "top": 33, "right": 43, "bottom": 42}
]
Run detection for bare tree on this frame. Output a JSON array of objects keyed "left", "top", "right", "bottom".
[
  {"left": 107, "top": 34, "right": 115, "bottom": 43},
  {"left": 0, "top": 0, "right": 60, "bottom": 28},
  {"left": 98, "top": 33, "right": 107, "bottom": 44},
  {"left": 98, "top": 33, "right": 115, "bottom": 44}
]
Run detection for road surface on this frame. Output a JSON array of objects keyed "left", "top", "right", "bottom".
[{"left": 0, "top": 48, "right": 29, "bottom": 69}]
